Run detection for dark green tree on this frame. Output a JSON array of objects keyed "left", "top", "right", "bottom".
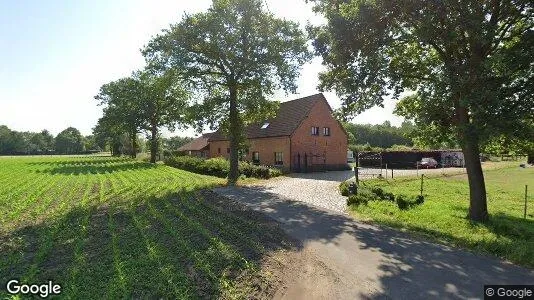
[
  {"left": 310, "top": 0, "right": 533, "bottom": 221},
  {"left": 95, "top": 77, "right": 144, "bottom": 158},
  {"left": 55, "top": 127, "right": 84, "bottom": 154},
  {"left": 143, "top": 0, "right": 310, "bottom": 184},
  {"left": 136, "top": 70, "right": 189, "bottom": 164}
]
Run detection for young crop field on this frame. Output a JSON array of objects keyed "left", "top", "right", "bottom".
[
  {"left": 351, "top": 166, "right": 534, "bottom": 267},
  {"left": 0, "top": 156, "right": 295, "bottom": 299}
]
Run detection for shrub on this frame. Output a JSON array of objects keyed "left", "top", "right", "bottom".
[
  {"left": 347, "top": 194, "right": 368, "bottom": 206},
  {"left": 357, "top": 187, "right": 377, "bottom": 201},
  {"left": 164, "top": 156, "right": 282, "bottom": 179},
  {"left": 239, "top": 161, "right": 255, "bottom": 178},
  {"left": 384, "top": 192, "right": 395, "bottom": 202},
  {"left": 415, "top": 195, "right": 425, "bottom": 205},
  {"left": 396, "top": 194, "right": 411, "bottom": 210},
  {"left": 371, "top": 187, "right": 384, "bottom": 199},
  {"left": 165, "top": 155, "right": 205, "bottom": 174},
  {"left": 252, "top": 165, "right": 270, "bottom": 179},
  {"left": 204, "top": 157, "right": 230, "bottom": 178},
  {"left": 339, "top": 181, "right": 350, "bottom": 196},
  {"left": 268, "top": 167, "right": 283, "bottom": 178}
]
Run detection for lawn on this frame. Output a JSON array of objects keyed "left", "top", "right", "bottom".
[
  {"left": 0, "top": 156, "right": 294, "bottom": 299},
  {"left": 350, "top": 165, "right": 534, "bottom": 268}
]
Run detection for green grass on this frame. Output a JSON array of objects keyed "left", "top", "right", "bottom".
[
  {"left": 349, "top": 166, "right": 534, "bottom": 268},
  {"left": 0, "top": 156, "right": 293, "bottom": 299}
]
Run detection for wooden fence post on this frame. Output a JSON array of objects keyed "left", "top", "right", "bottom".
[
  {"left": 420, "top": 174, "right": 424, "bottom": 196},
  {"left": 525, "top": 185, "right": 528, "bottom": 219},
  {"left": 355, "top": 153, "right": 359, "bottom": 185}
]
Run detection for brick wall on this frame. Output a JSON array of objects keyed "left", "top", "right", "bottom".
[
  {"left": 290, "top": 99, "right": 348, "bottom": 171},
  {"left": 209, "top": 137, "right": 291, "bottom": 171}
]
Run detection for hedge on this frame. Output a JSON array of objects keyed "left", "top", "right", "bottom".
[{"left": 164, "top": 156, "right": 283, "bottom": 179}]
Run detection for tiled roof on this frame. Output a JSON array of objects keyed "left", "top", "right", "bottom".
[
  {"left": 177, "top": 133, "right": 213, "bottom": 151},
  {"left": 209, "top": 93, "right": 329, "bottom": 141}
]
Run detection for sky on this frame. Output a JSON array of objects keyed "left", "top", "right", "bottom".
[{"left": 0, "top": 0, "right": 404, "bottom": 137}]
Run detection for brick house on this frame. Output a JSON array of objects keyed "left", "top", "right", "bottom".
[
  {"left": 177, "top": 133, "right": 212, "bottom": 158},
  {"left": 180, "top": 93, "right": 348, "bottom": 172}
]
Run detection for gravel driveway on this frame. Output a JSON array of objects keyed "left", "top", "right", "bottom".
[
  {"left": 250, "top": 168, "right": 467, "bottom": 214},
  {"left": 250, "top": 170, "right": 355, "bottom": 213}
]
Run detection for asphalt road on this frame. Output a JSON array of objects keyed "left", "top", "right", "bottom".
[{"left": 215, "top": 186, "right": 534, "bottom": 300}]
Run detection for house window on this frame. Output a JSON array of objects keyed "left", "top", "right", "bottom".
[
  {"left": 311, "top": 126, "right": 319, "bottom": 135},
  {"left": 323, "top": 127, "right": 330, "bottom": 136},
  {"left": 274, "top": 152, "right": 283, "bottom": 165},
  {"left": 261, "top": 122, "right": 270, "bottom": 129},
  {"left": 218, "top": 148, "right": 221, "bottom": 154},
  {"left": 252, "top": 151, "right": 260, "bottom": 164}
]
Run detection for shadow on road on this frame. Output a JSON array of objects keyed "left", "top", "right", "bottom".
[{"left": 215, "top": 186, "right": 534, "bottom": 299}]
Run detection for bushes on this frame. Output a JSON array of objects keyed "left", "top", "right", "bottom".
[
  {"left": 340, "top": 180, "right": 425, "bottom": 210},
  {"left": 415, "top": 195, "right": 425, "bottom": 205},
  {"left": 347, "top": 194, "right": 368, "bottom": 206},
  {"left": 395, "top": 194, "right": 425, "bottom": 210},
  {"left": 164, "top": 156, "right": 282, "bottom": 179},
  {"left": 395, "top": 194, "right": 411, "bottom": 210},
  {"left": 339, "top": 181, "right": 360, "bottom": 196}
]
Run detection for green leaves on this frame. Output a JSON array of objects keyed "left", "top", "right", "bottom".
[
  {"left": 94, "top": 69, "right": 189, "bottom": 161},
  {"left": 143, "top": 0, "right": 310, "bottom": 128},
  {"left": 310, "top": 0, "right": 534, "bottom": 139}
]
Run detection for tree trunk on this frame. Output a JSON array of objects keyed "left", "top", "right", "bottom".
[
  {"left": 228, "top": 84, "right": 240, "bottom": 185},
  {"left": 462, "top": 134, "right": 489, "bottom": 222},
  {"left": 131, "top": 134, "right": 137, "bottom": 159},
  {"left": 150, "top": 124, "right": 158, "bottom": 164}
]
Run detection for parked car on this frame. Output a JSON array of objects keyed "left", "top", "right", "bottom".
[{"left": 417, "top": 157, "right": 438, "bottom": 168}]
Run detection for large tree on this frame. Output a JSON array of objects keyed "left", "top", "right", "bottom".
[
  {"left": 136, "top": 70, "right": 189, "bottom": 164},
  {"left": 95, "top": 77, "right": 145, "bottom": 158},
  {"left": 310, "top": 0, "right": 533, "bottom": 221},
  {"left": 55, "top": 127, "right": 84, "bottom": 154},
  {"left": 143, "top": 0, "right": 310, "bottom": 184}
]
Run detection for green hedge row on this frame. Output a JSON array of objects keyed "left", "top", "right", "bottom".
[
  {"left": 164, "top": 156, "right": 283, "bottom": 179},
  {"left": 340, "top": 182, "right": 424, "bottom": 210}
]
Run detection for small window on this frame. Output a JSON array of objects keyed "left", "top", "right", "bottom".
[
  {"left": 274, "top": 152, "right": 283, "bottom": 165},
  {"left": 323, "top": 127, "right": 330, "bottom": 136},
  {"left": 311, "top": 126, "right": 319, "bottom": 135},
  {"left": 227, "top": 148, "right": 230, "bottom": 154},
  {"left": 218, "top": 148, "right": 221, "bottom": 154},
  {"left": 261, "top": 122, "right": 270, "bottom": 129},
  {"left": 252, "top": 151, "right": 260, "bottom": 164}
]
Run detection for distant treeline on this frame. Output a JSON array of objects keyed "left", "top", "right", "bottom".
[
  {"left": 0, "top": 125, "right": 100, "bottom": 155},
  {"left": 343, "top": 121, "right": 415, "bottom": 151},
  {"left": 0, "top": 124, "right": 194, "bottom": 157}
]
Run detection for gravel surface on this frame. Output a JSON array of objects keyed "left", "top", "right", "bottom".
[
  {"left": 246, "top": 168, "right": 468, "bottom": 214},
  {"left": 250, "top": 171, "right": 355, "bottom": 213}
]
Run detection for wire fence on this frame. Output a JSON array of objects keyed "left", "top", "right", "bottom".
[{"left": 358, "top": 171, "right": 533, "bottom": 220}]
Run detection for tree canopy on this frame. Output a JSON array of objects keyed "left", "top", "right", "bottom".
[
  {"left": 54, "top": 127, "right": 85, "bottom": 154},
  {"left": 310, "top": 0, "right": 533, "bottom": 221},
  {"left": 344, "top": 121, "right": 415, "bottom": 149},
  {"left": 95, "top": 77, "right": 145, "bottom": 158},
  {"left": 143, "top": 0, "right": 310, "bottom": 183}
]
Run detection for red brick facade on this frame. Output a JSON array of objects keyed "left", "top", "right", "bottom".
[
  {"left": 290, "top": 98, "right": 348, "bottom": 171},
  {"left": 184, "top": 94, "right": 348, "bottom": 172},
  {"left": 209, "top": 95, "right": 347, "bottom": 172}
]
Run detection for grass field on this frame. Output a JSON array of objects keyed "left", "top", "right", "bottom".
[
  {"left": 0, "top": 156, "right": 294, "bottom": 299},
  {"left": 351, "top": 165, "right": 534, "bottom": 267}
]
